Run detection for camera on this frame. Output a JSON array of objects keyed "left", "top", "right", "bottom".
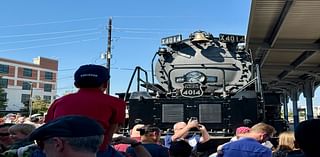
[
  {"left": 190, "top": 117, "right": 198, "bottom": 121},
  {"left": 137, "top": 126, "right": 160, "bottom": 136}
]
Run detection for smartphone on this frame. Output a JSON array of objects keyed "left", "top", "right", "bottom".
[{"left": 190, "top": 117, "right": 198, "bottom": 121}]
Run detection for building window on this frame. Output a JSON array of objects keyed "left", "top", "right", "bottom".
[
  {"left": 43, "top": 95, "right": 51, "bottom": 103},
  {"left": 22, "top": 82, "right": 32, "bottom": 90},
  {"left": 0, "top": 78, "right": 8, "bottom": 88},
  {"left": 45, "top": 72, "right": 53, "bottom": 80},
  {"left": 0, "top": 64, "right": 9, "bottom": 74},
  {"left": 44, "top": 84, "right": 52, "bottom": 92},
  {"left": 23, "top": 68, "right": 32, "bottom": 77},
  {"left": 21, "top": 94, "right": 30, "bottom": 105}
]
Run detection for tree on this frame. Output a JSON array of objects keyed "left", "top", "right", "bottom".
[
  {"left": 0, "top": 79, "right": 7, "bottom": 110},
  {"left": 31, "top": 96, "right": 50, "bottom": 114}
]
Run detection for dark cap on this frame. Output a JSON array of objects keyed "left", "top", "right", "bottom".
[
  {"left": 29, "top": 115, "right": 104, "bottom": 141},
  {"left": 74, "top": 64, "right": 110, "bottom": 88}
]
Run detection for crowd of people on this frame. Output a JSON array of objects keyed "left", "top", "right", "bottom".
[{"left": 0, "top": 64, "right": 319, "bottom": 157}]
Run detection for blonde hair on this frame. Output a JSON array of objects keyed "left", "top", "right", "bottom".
[
  {"left": 250, "top": 122, "right": 276, "bottom": 137},
  {"left": 8, "top": 124, "right": 36, "bottom": 136},
  {"left": 278, "top": 131, "right": 295, "bottom": 150}
]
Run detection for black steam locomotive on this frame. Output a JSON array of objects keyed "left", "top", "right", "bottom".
[{"left": 122, "top": 31, "right": 285, "bottom": 134}]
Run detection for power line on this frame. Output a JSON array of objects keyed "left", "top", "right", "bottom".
[
  {"left": 0, "top": 17, "right": 108, "bottom": 28},
  {"left": 0, "top": 28, "right": 100, "bottom": 38},
  {"left": 0, "top": 38, "right": 100, "bottom": 53},
  {"left": 0, "top": 32, "right": 102, "bottom": 45},
  {"left": 113, "top": 36, "right": 158, "bottom": 40},
  {"left": 57, "top": 86, "right": 76, "bottom": 90},
  {"left": 58, "top": 68, "right": 77, "bottom": 72},
  {"left": 57, "top": 76, "right": 73, "bottom": 80},
  {"left": 58, "top": 66, "right": 149, "bottom": 74},
  {"left": 113, "top": 26, "right": 194, "bottom": 32},
  {"left": 0, "top": 15, "right": 206, "bottom": 29},
  {"left": 114, "top": 30, "right": 169, "bottom": 35}
]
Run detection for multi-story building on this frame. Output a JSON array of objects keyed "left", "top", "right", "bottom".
[
  {"left": 313, "top": 106, "right": 320, "bottom": 118},
  {"left": 0, "top": 57, "right": 58, "bottom": 111},
  {"left": 298, "top": 105, "right": 320, "bottom": 119}
]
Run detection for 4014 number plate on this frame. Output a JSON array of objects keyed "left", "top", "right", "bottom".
[{"left": 181, "top": 83, "right": 203, "bottom": 98}]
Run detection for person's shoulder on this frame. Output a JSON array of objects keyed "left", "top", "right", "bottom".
[
  {"left": 142, "top": 144, "right": 169, "bottom": 153},
  {"left": 157, "top": 144, "right": 169, "bottom": 151},
  {"left": 105, "top": 95, "right": 126, "bottom": 104},
  {"left": 144, "top": 143, "right": 167, "bottom": 148},
  {"left": 286, "top": 150, "right": 304, "bottom": 157},
  {"left": 53, "top": 93, "right": 77, "bottom": 102},
  {"left": 223, "top": 138, "right": 256, "bottom": 147}
]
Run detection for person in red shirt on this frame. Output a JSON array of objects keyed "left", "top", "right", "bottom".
[{"left": 45, "top": 64, "right": 126, "bottom": 152}]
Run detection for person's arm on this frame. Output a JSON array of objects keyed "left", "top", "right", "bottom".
[
  {"left": 198, "top": 124, "right": 210, "bottom": 143},
  {"left": 108, "top": 123, "right": 119, "bottom": 143},
  {"left": 112, "top": 136, "right": 152, "bottom": 157},
  {"left": 171, "top": 119, "right": 198, "bottom": 141}
]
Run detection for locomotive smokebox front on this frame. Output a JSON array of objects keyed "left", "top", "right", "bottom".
[{"left": 155, "top": 31, "right": 252, "bottom": 98}]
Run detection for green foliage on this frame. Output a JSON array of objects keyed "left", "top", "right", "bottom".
[
  {"left": 31, "top": 96, "right": 50, "bottom": 114},
  {"left": 0, "top": 85, "right": 7, "bottom": 110}
]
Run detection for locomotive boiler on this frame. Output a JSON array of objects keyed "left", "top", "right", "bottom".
[
  {"left": 124, "top": 31, "right": 284, "bottom": 133},
  {"left": 154, "top": 31, "right": 252, "bottom": 98}
]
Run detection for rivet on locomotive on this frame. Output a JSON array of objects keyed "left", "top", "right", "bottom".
[{"left": 122, "top": 31, "right": 287, "bottom": 135}]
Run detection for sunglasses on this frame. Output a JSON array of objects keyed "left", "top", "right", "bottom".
[{"left": 0, "top": 133, "right": 10, "bottom": 137}]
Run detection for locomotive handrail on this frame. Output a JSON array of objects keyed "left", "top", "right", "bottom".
[
  {"left": 255, "top": 64, "right": 266, "bottom": 121},
  {"left": 236, "top": 77, "right": 257, "bottom": 94},
  {"left": 124, "top": 66, "right": 149, "bottom": 101},
  {"left": 173, "top": 63, "right": 236, "bottom": 66},
  {"left": 171, "top": 63, "right": 238, "bottom": 70},
  {"left": 151, "top": 52, "right": 158, "bottom": 84}
]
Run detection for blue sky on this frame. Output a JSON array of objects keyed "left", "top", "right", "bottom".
[{"left": 0, "top": 0, "right": 319, "bottom": 108}]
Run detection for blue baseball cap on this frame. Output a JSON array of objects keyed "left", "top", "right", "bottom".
[
  {"left": 29, "top": 115, "right": 105, "bottom": 141},
  {"left": 74, "top": 64, "right": 110, "bottom": 88}
]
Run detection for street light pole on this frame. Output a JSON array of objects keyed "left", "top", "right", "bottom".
[{"left": 28, "top": 82, "right": 33, "bottom": 117}]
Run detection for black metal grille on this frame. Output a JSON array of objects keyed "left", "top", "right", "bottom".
[
  {"left": 199, "top": 104, "right": 222, "bottom": 123},
  {"left": 162, "top": 104, "right": 184, "bottom": 123}
]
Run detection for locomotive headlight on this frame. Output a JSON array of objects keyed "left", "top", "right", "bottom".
[{"left": 185, "top": 71, "right": 206, "bottom": 83}]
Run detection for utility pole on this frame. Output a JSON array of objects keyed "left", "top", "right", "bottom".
[
  {"left": 28, "top": 82, "right": 33, "bottom": 117},
  {"left": 106, "top": 17, "right": 112, "bottom": 95}
]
